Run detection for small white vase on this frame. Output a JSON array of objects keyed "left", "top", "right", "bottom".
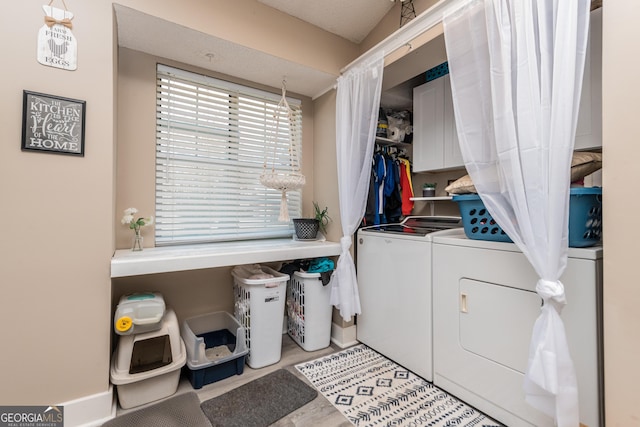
[{"left": 131, "top": 230, "right": 143, "bottom": 251}]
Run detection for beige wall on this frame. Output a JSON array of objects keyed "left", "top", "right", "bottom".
[
  {"left": 0, "top": 1, "right": 116, "bottom": 404},
  {"left": 311, "top": 90, "right": 340, "bottom": 243},
  {"left": 360, "top": 0, "right": 441, "bottom": 54},
  {"left": 602, "top": 1, "right": 640, "bottom": 425}
]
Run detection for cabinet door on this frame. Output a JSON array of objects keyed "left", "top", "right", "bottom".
[
  {"left": 413, "top": 78, "right": 444, "bottom": 172},
  {"left": 575, "top": 8, "right": 602, "bottom": 151},
  {"left": 443, "top": 74, "right": 465, "bottom": 169}
]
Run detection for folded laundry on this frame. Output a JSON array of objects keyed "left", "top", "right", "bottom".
[
  {"left": 280, "top": 259, "right": 311, "bottom": 276},
  {"left": 235, "top": 264, "right": 276, "bottom": 280},
  {"left": 307, "top": 257, "right": 334, "bottom": 273},
  {"left": 249, "top": 272, "right": 274, "bottom": 280},
  {"left": 308, "top": 258, "right": 335, "bottom": 285},
  {"left": 281, "top": 258, "right": 334, "bottom": 285}
]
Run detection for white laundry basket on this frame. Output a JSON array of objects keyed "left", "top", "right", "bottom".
[
  {"left": 232, "top": 265, "right": 288, "bottom": 369},
  {"left": 287, "top": 271, "right": 333, "bottom": 351}
]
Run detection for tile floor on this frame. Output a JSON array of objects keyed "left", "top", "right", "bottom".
[{"left": 115, "top": 335, "right": 350, "bottom": 426}]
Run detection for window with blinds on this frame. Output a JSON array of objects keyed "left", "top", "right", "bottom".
[{"left": 155, "top": 64, "right": 302, "bottom": 245}]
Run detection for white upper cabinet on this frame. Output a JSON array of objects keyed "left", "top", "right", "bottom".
[
  {"left": 412, "top": 8, "right": 601, "bottom": 173},
  {"left": 443, "top": 74, "right": 464, "bottom": 168},
  {"left": 413, "top": 74, "right": 464, "bottom": 172},
  {"left": 574, "top": 7, "right": 602, "bottom": 151}
]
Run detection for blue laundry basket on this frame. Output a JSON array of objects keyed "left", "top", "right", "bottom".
[{"left": 453, "top": 187, "right": 602, "bottom": 247}]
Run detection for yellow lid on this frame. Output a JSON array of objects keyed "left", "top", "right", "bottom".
[{"left": 115, "top": 316, "right": 133, "bottom": 332}]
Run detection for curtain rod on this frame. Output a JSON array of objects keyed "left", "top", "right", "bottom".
[
  {"left": 311, "top": 21, "right": 444, "bottom": 100},
  {"left": 344, "top": 0, "right": 601, "bottom": 73},
  {"left": 313, "top": 0, "right": 601, "bottom": 100},
  {"left": 339, "top": 0, "right": 467, "bottom": 74},
  {"left": 312, "top": 0, "right": 466, "bottom": 100}
]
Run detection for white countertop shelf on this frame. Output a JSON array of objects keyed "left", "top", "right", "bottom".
[
  {"left": 410, "top": 196, "right": 453, "bottom": 201},
  {"left": 375, "top": 136, "right": 412, "bottom": 147},
  {"left": 410, "top": 196, "right": 454, "bottom": 215},
  {"left": 111, "top": 238, "right": 342, "bottom": 278}
]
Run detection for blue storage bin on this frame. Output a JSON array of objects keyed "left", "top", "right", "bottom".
[
  {"left": 453, "top": 187, "right": 602, "bottom": 247},
  {"left": 184, "top": 351, "right": 246, "bottom": 390},
  {"left": 181, "top": 311, "right": 248, "bottom": 389},
  {"left": 425, "top": 62, "right": 449, "bottom": 82}
]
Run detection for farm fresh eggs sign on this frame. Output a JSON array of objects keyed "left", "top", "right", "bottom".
[{"left": 37, "top": 4, "right": 77, "bottom": 71}]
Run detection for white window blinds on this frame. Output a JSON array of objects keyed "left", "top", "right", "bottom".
[{"left": 155, "top": 64, "right": 303, "bottom": 245}]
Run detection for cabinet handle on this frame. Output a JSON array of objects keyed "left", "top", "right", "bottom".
[{"left": 460, "top": 293, "right": 468, "bottom": 313}]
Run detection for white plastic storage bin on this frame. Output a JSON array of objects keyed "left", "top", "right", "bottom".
[
  {"left": 232, "top": 265, "right": 288, "bottom": 369},
  {"left": 181, "top": 311, "right": 248, "bottom": 389},
  {"left": 110, "top": 308, "right": 186, "bottom": 409},
  {"left": 287, "top": 271, "right": 333, "bottom": 351}
]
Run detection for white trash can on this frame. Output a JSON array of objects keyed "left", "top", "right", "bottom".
[
  {"left": 232, "top": 265, "right": 288, "bottom": 369},
  {"left": 287, "top": 271, "right": 333, "bottom": 351}
]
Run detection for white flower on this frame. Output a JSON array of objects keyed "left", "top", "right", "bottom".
[{"left": 121, "top": 208, "right": 153, "bottom": 231}]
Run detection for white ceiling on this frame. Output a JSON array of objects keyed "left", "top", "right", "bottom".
[
  {"left": 256, "top": 0, "right": 395, "bottom": 44},
  {"left": 114, "top": 2, "right": 395, "bottom": 99}
]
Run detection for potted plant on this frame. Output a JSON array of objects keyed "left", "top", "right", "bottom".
[
  {"left": 293, "top": 202, "right": 331, "bottom": 240},
  {"left": 422, "top": 183, "right": 436, "bottom": 197},
  {"left": 313, "top": 202, "right": 331, "bottom": 235}
]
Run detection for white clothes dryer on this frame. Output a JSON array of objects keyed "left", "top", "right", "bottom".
[{"left": 431, "top": 228, "right": 603, "bottom": 427}]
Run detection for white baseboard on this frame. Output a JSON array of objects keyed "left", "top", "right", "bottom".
[
  {"left": 330, "top": 323, "right": 358, "bottom": 348},
  {"left": 59, "top": 385, "right": 115, "bottom": 427}
]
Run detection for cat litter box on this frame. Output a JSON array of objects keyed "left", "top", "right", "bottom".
[
  {"left": 181, "top": 311, "right": 248, "bottom": 389},
  {"left": 110, "top": 308, "right": 186, "bottom": 409}
]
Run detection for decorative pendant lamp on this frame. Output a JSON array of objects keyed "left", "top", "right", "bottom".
[{"left": 259, "top": 82, "right": 305, "bottom": 221}]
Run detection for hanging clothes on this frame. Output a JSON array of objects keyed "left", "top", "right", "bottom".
[
  {"left": 373, "top": 152, "right": 387, "bottom": 225},
  {"left": 363, "top": 161, "right": 377, "bottom": 227},
  {"left": 384, "top": 155, "right": 402, "bottom": 223},
  {"left": 398, "top": 158, "right": 414, "bottom": 216},
  {"left": 362, "top": 148, "right": 412, "bottom": 226}
]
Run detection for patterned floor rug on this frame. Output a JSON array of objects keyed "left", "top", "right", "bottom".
[{"left": 295, "top": 345, "right": 503, "bottom": 427}]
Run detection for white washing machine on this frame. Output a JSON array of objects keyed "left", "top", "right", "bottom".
[
  {"left": 356, "top": 216, "right": 462, "bottom": 381},
  {"left": 431, "top": 228, "right": 603, "bottom": 427}
]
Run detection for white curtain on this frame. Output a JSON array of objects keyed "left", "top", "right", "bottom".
[
  {"left": 329, "top": 52, "right": 384, "bottom": 321},
  {"left": 443, "top": 0, "right": 589, "bottom": 425}
]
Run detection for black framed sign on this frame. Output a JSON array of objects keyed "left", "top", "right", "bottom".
[{"left": 21, "top": 91, "right": 85, "bottom": 156}]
